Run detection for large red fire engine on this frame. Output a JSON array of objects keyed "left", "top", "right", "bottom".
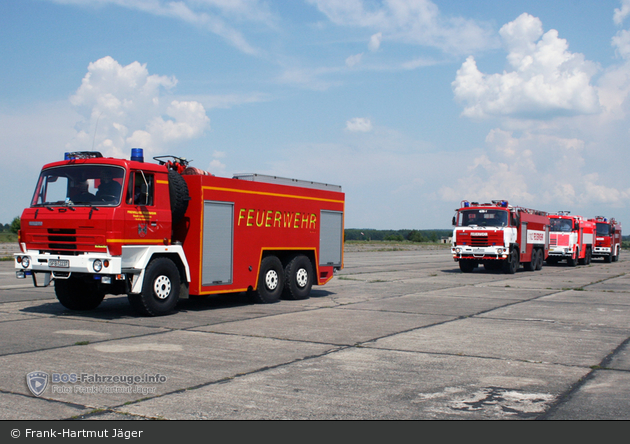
[
  {"left": 588, "top": 216, "right": 622, "bottom": 262},
  {"left": 546, "top": 212, "right": 595, "bottom": 266},
  {"left": 14, "top": 149, "right": 345, "bottom": 316},
  {"left": 451, "top": 200, "right": 550, "bottom": 274}
]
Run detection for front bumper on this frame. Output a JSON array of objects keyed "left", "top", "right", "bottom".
[
  {"left": 14, "top": 250, "right": 122, "bottom": 286},
  {"left": 548, "top": 247, "right": 573, "bottom": 258},
  {"left": 452, "top": 246, "right": 508, "bottom": 260}
]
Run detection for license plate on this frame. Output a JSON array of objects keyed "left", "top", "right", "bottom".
[
  {"left": 49, "top": 259, "right": 69, "bottom": 268},
  {"left": 473, "top": 249, "right": 484, "bottom": 254}
]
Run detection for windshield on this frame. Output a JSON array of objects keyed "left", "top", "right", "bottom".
[
  {"left": 458, "top": 209, "right": 508, "bottom": 227},
  {"left": 31, "top": 165, "right": 125, "bottom": 207},
  {"left": 549, "top": 218, "right": 573, "bottom": 232},
  {"left": 596, "top": 223, "right": 611, "bottom": 236}
]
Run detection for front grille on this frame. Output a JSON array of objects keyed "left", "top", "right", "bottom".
[
  {"left": 48, "top": 228, "right": 77, "bottom": 250},
  {"left": 28, "top": 228, "right": 103, "bottom": 253},
  {"left": 458, "top": 231, "right": 504, "bottom": 247}
]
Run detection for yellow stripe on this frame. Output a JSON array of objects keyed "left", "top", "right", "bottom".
[
  {"left": 202, "top": 186, "right": 344, "bottom": 204},
  {"left": 197, "top": 287, "right": 249, "bottom": 296},
  {"left": 156, "top": 180, "right": 169, "bottom": 184}
]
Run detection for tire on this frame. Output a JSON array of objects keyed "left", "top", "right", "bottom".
[
  {"left": 251, "top": 256, "right": 284, "bottom": 304},
  {"left": 128, "top": 257, "right": 180, "bottom": 316},
  {"left": 613, "top": 247, "right": 619, "bottom": 262},
  {"left": 459, "top": 260, "right": 476, "bottom": 273},
  {"left": 168, "top": 170, "right": 190, "bottom": 225},
  {"left": 283, "top": 255, "right": 313, "bottom": 300},
  {"left": 567, "top": 249, "right": 578, "bottom": 267},
  {"left": 55, "top": 277, "right": 105, "bottom": 311},
  {"left": 503, "top": 249, "right": 519, "bottom": 274},
  {"left": 535, "top": 249, "right": 544, "bottom": 270},
  {"left": 605, "top": 251, "right": 613, "bottom": 263},
  {"left": 524, "top": 249, "right": 536, "bottom": 271}
]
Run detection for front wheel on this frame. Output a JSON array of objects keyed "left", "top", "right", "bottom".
[
  {"left": 503, "top": 249, "right": 519, "bottom": 274},
  {"left": 55, "top": 277, "right": 105, "bottom": 311},
  {"left": 128, "top": 257, "right": 181, "bottom": 316},
  {"left": 459, "top": 260, "right": 476, "bottom": 273},
  {"left": 567, "top": 249, "right": 578, "bottom": 267}
]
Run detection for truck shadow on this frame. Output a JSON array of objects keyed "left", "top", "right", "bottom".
[{"left": 19, "top": 289, "right": 338, "bottom": 319}]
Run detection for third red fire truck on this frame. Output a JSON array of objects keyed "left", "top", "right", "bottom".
[
  {"left": 589, "top": 216, "right": 622, "bottom": 262},
  {"left": 14, "top": 149, "right": 344, "bottom": 316},
  {"left": 546, "top": 212, "right": 595, "bottom": 266},
  {"left": 451, "top": 200, "right": 549, "bottom": 274}
]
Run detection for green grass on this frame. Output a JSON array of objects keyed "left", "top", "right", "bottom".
[{"left": 0, "top": 233, "right": 17, "bottom": 243}]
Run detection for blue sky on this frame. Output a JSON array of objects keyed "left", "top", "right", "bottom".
[{"left": 2, "top": 0, "right": 630, "bottom": 230}]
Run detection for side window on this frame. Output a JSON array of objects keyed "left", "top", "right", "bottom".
[{"left": 126, "top": 171, "right": 154, "bottom": 206}]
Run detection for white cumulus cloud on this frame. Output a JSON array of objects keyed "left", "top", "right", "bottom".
[
  {"left": 614, "top": 0, "right": 630, "bottom": 25},
  {"left": 368, "top": 32, "right": 382, "bottom": 52},
  {"left": 68, "top": 56, "right": 210, "bottom": 157},
  {"left": 452, "top": 13, "right": 600, "bottom": 119},
  {"left": 346, "top": 117, "right": 373, "bottom": 132},
  {"left": 308, "top": 0, "right": 496, "bottom": 55}
]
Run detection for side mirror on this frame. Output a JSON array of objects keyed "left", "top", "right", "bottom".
[{"left": 452, "top": 216, "right": 456, "bottom": 226}]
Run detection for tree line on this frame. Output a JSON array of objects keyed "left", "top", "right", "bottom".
[{"left": 345, "top": 229, "right": 453, "bottom": 243}]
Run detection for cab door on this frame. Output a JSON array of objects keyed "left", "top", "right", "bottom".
[{"left": 123, "top": 170, "right": 171, "bottom": 244}]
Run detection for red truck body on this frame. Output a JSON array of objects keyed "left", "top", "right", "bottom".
[
  {"left": 588, "top": 216, "right": 622, "bottom": 262},
  {"left": 451, "top": 200, "right": 550, "bottom": 274},
  {"left": 15, "top": 150, "right": 345, "bottom": 316},
  {"left": 547, "top": 213, "right": 595, "bottom": 266}
]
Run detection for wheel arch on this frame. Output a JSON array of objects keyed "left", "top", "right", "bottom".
[{"left": 123, "top": 246, "right": 190, "bottom": 295}]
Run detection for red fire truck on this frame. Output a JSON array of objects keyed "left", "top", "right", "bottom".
[
  {"left": 589, "top": 216, "right": 622, "bottom": 262},
  {"left": 14, "top": 150, "right": 345, "bottom": 316},
  {"left": 546, "top": 212, "right": 595, "bottom": 266},
  {"left": 451, "top": 200, "right": 550, "bottom": 274}
]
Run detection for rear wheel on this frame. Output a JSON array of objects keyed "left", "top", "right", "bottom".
[
  {"left": 250, "top": 255, "right": 284, "bottom": 303},
  {"left": 535, "top": 249, "right": 544, "bottom": 270},
  {"left": 55, "top": 277, "right": 105, "bottom": 311},
  {"left": 283, "top": 255, "right": 313, "bottom": 300},
  {"left": 128, "top": 257, "right": 180, "bottom": 316},
  {"left": 524, "top": 250, "right": 536, "bottom": 271}
]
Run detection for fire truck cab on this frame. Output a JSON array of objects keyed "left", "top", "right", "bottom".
[{"left": 451, "top": 200, "right": 549, "bottom": 274}]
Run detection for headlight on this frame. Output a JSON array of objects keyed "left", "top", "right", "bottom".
[
  {"left": 21, "top": 256, "right": 30, "bottom": 268},
  {"left": 93, "top": 259, "right": 103, "bottom": 272},
  {"left": 455, "top": 248, "right": 461, "bottom": 254}
]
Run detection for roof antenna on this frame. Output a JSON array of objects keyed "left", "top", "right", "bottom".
[{"left": 92, "top": 111, "right": 104, "bottom": 150}]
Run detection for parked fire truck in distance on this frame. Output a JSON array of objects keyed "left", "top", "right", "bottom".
[
  {"left": 588, "top": 216, "right": 622, "bottom": 263},
  {"left": 546, "top": 212, "right": 594, "bottom": 266},
  {"left": 14, "top": 149, "right": 345, "bottom": 316},
  {"left": 451, "top": 200, "right": 550, "bottom": 274}
]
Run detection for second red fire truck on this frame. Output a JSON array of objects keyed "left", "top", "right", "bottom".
[
  {"left": 546, "top": 212, "right": 595, "bottom": 266},
  {"left": 451, "top": 200, "right": 550, "bottom": 274}
]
